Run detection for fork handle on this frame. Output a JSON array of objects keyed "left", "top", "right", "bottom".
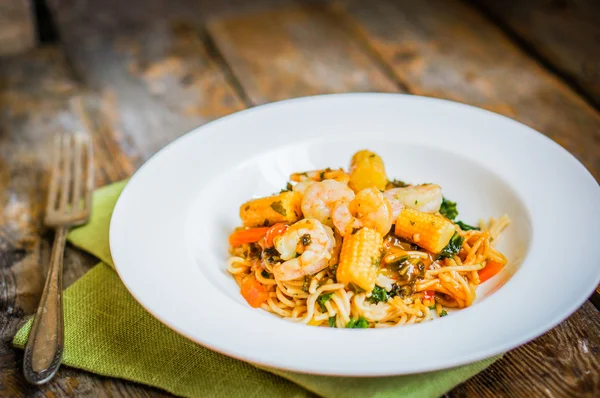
[{"left": 23, "top": 226, "right": 68, "bottom": 385}]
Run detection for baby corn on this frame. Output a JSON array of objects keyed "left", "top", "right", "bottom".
[
  {"left": 349, "top": 150, "right": 388, "bottom": 192},
  {"left": 336, "top": 227, "right": 383, "bottom": 292},
  {"left": 240, "top": 191, "right": 302, "bottom": 227},
  {"left": 394, "top": 208, "right": 455, "bottom": 253}
]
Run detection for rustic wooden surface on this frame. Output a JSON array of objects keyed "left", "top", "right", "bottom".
[
  {"left": 0, "top": 0, "right": 599, "bottom": 397},
  {"left": 473, "top": 0, "right": 600, "bottom": 109},
  {"left": 0, "top": 0, "right": 36, "bottom": 56}
]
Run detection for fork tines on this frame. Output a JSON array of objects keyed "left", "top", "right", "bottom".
[{"left": 45, "top": 134, "right": 94, "bottom": 227}]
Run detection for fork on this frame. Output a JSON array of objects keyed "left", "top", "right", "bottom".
[{"left": 23, "top": 134, "right": 94, "bottom": 385}]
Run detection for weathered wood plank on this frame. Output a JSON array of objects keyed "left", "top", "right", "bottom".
[
  {"left": 0, "top": 46, "right": 174, "bottom": 397},
  {"left": 48, "top": 0, "right": 247, "bottom": 158},
  {"left": 452, "top": 301, "right": 600, "bottom": 397},
  {"left": 337, "top": 0, "right": 600, "bottom": 181},
  {"left": 206, "top": 4, "right": 401, "bottom": 105},
  {"left": 0, "top": 0, "right": 36, "bottom": 56},
  {"left": 473, "top": 0, "right": 600, "bottom": 109}
]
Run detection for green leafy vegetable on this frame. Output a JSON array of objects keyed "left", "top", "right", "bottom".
[
  {"left": 301, "top": 233, "right": 312, "bottom": 246},
  {"left": 439, "top": 232, "right": 464, "bottom": 259},
  {"left": 368, "top": 285, "right": 390, "bottom": 304},
  {"left": 329, "top": 316, "right": 336, "bottom": 328},
  {"left": 428, "top": 304, "right": 436, "bottom": 310},
  {"left": 317, "top": 292, "right": 334, "bottom": 312},
  {"left": 440, "top": 197, "right": 458, "bottom": 220},
  {"left": 440, "top": 310, "right": 448, "bottom": 317},
  {"left": 346, "top": 316, "right": 369, "bottom": 328},
  {"left": 456, "top": 221, "right": 480, "bottom": 231},
  {"left": 270, "top": 201, "right": 287, "bottom": 216},
  {"left": 388, "top": 179, "right": 408, "bottom": 188}
]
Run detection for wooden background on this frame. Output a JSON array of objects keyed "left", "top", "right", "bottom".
[{"left": 1, "top": 0, "right": 599, "bottom": 396}]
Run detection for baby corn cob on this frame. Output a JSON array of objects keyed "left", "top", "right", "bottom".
[
  {"left": 394, "top": 208, "right": 455, "bottom": 253},
  {"left": 240, "top": 191, "right": 302, "bottom": 227},
  {"left": 336, "top": 227, "right": 383, "bottom": 292},
  {"left": 348, "top": 150, "right": 388, "bottom": 192}
]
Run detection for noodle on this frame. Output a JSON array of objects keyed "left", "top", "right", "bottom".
[{"left": 226, "top": 151, "right": 511, "bottom": 328}]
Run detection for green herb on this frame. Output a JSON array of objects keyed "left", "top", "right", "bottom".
[
  {"left": 329, "top": 316, "right": 336, "bottom": 328},
  {"left": 368, "top": 285, "right": 389, "bottom": 304},
  {"left": 301, "top": 233, "right": 312, "bottom": 246},
  {"left": 270, "top": 201, "right": 287, "bottom": 216},
  {"left": 261, "top": 270, "right": 270, "bottom": 278},
  {"left": 456, "top": 220, "right": 480, "bottom": 231},
  {"left": 264, "top": 247, "right": 279, "bottom": 257},
  {"left": 302, "top": 276, "right": 310, "bottom": 293},
  {"left": 345, "top": 316, "right": 369, "bottom": 328},
  {"left": 280, "top": 182, "right": 293, "bottom": 193},
  {"left": 428, "top": 304, "right": 436, "bottom": 310},
  {"left": 346, "top": 316, "right": 369, "bottom": 329},
  {"left": 317, "top": 292, "right": 334, "bottom": 312},
  {"left": 439, "top": 232, "right": 464, "bottom": 259},
  {"left": 319, "top": 171, "right": 326, "bottom": 180},
  {"left": 414, "top": 200, "right": 418, "bottom": 205},
  {"left": 440, "top": 310, "right": 448, "bottom": 317},
  {"left": 439, "top": 197, "right": 458, "bottom": 220},
  {"left": 388, "top": 179, "right": 408, "bottom": 188},
  {"left": 348, "top": 283, "right": 365, "bottom": 294}
]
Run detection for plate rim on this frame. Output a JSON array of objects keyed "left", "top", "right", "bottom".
[{"left": 109, "top": 92, "right": 600, "bottom": 376}]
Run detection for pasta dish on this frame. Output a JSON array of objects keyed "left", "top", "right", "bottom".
[{"left": 227, "top": 150, "right": 509, "bottom": 328}]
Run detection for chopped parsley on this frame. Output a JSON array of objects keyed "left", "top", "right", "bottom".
[
  {"left": 346, "top": 316, "right": 369, "bottom": 328},
  {"left": 301, "top": 233, "right": 312, "bottom": 246},
  {"left": 456, "top": 220, "right": 480, "bottom": 231},
  {"left": 302, "top": 276, "right": 310, "bottom": 293},
  {"left": 279, "top": 182, "right": 293, "bottom": 193},
  {"left": 439, "top": 197, "right": 458, "bottom": 220},
  {"left": 429, "top": 304, "right": 436, "bottom": 310},
  {"left": 317, "top": 292, "right": 334, "bottom": 312},
  {"left": 439, "top": 232, "right": 464, "bottom": 259},
  {"left": 440, "top": 310, "right": 448, "bottom": 317},
  {"left": 367, "top": 285, "right": 389, "bottom": 304},
  {"left": 388, "top": 179, "right": 409, "bottom": 188},
  {"left": 329, "top": 316, "right": 336, "bottom": 328},
  {"left": 270, "top": 201, "right": 287, "bottom": 216},
  {"left": 261, "top": 270, "right": 270, "bottom": 278}
]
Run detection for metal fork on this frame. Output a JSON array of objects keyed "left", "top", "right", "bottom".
[{"left": 23, "top": 134, "right": 94, "bottom": 385}]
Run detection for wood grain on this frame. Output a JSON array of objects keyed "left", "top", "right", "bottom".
[
  {"left": 473, "top": 0, "right": 600, "bottom": 109},
  {"left": 337, "top": 0, "right": 600, "bottom": 181},
  {"left": 0, "top": 0, "right": 36, "bottom": 56},
  {"left": 207, "top": 3, "right": 402, "bottom": 105},
  {"left": 48, "top": 0, "right": 246, "bottom": 158},
  {"left": 0, "top": 46, "right": 175, "bottom": 397},
  {"left": 452, "top": 301, "right": 600, "bottom": 397}
]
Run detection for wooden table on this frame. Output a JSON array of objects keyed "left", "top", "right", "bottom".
[{"left": 1, "top": 0, "right": 599, "bottom": 396}]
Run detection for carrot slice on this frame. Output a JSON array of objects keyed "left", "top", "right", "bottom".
[
  {"left": 265, "top": 223, "right": 288, "bottom": 247},
  {"left": 228, "top": 227, "right": 269, "bottom": 247},
  {"left": 240, "top": 277, "right": 269, "bottom": 308},
  {"left": 478, "top": 260, "right": 504, "bottom": 283}
]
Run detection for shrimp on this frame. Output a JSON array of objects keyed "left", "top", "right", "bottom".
[
  {"left": 273, "top": 218, "right": 336, "bottom": 281},
  {"left": 301, "top": 180, "right": 355, "bottom": 226},
  {"left": 292, "top": 180, "right": 315, "bottom": 196},
  {"left": 290, "top": 168, "right": 349, "bottom": 184},
  {"left": 383, "top": 184, "right": 443, "bottom": 219},
  {"left": 332, "top": 187, "right": 393, "bottom": 236}
]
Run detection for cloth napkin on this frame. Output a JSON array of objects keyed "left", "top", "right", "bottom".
[{"left": 13, "top": 180, "right": 500, "bottom": 398}]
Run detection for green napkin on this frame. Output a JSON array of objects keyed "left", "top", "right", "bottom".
[{"left": 13, "top": 180, "right": 500, "bottom": 398}]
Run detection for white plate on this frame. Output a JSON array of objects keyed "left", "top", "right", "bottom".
[{"left": 109, "top": 93, "right": 600, "bottom": 376}]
